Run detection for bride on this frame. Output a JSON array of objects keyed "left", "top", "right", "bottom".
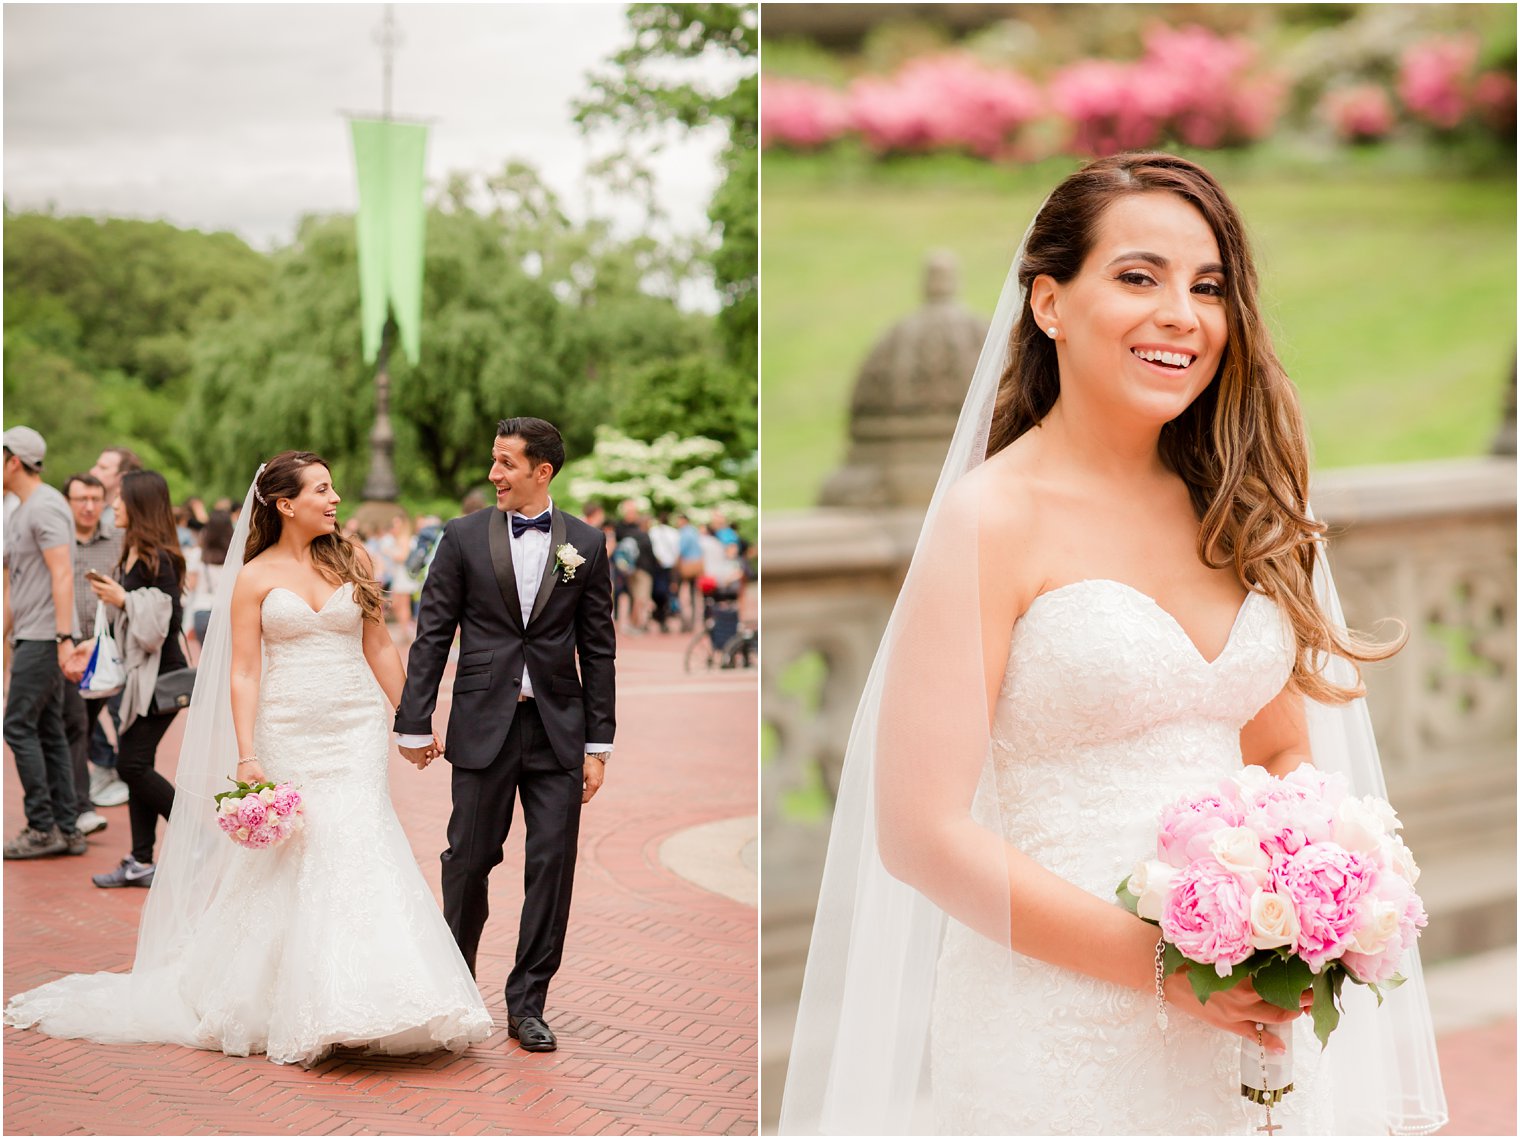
[
  {"left": 779, "top": 154, "right": 1447, "bottom": 1134},
  {"left": 5, "top": 450, "right": 492, "bottom": 1065}
]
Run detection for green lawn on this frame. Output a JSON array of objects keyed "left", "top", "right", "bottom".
[{"left": 761, "top": 150, "right": 1517, "bottom": 511}]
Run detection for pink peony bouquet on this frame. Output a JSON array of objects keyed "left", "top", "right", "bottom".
[
  {"left": 213, "top": 778, "right": 304, "bottom": 850},
  {"left": 1120, "top": 764, "right": 1426, "bottom": 1048}
]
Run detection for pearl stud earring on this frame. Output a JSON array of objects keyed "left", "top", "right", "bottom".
[{"left": 1046, "top": 326, "right": 1058, "bottom": 338}]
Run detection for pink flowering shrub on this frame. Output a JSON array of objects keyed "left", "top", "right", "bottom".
[
  {"left": 1048, "top": 25, "right": 1284, "bottom": 157},
  {"left": 761, "top": 77, "right": 851, "bottom": 150},
  {"left": 1473, "top": 71, "right": 1518, "bottom": 136},
  {"left": 1143, "top": 25, "right": 1283, "bottom": 149},
  {"left": 1047, "top": 59, "right": 1169, "bottom": 155},
  {"left": 1398, "top": 35, "right": 1480, "bottom": 130},
  {"left": 846, "top": 54, "right": 1041, "bottom": 158},
  {"left": 1322, "top": 84, "right": 1397, "bottom": 142}
]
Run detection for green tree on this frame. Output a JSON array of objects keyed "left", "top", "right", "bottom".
[
  {"left": 576, "top": 2, "right": 759, "bottom": 379},
  {"left": 179, "top": 165, "right": 712, "bottom": 501},
  {"left": 3, "top": 212, "right": 272, "bottom": 491},
  {"left": 618, "top": 354, "right": 756, "bottom": 461}
]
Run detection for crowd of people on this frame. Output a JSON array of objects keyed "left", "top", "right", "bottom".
[
  {"left": 3, "top": 429, "right": 187, "bottom": 884},
  {"left": 348, "top": 493, "right": 753, "bottom": 644},
  {"left": 3, "top": 423, "right": 755, "bottom": 882}
]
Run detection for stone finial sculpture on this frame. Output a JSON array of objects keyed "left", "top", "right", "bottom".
[{"left": 820, "top": 251, "right": 990, "bottom": 508}]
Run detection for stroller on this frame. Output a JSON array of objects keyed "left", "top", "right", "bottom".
[{"left": 685, "top": 577, "right": 756, "bottom": 672}]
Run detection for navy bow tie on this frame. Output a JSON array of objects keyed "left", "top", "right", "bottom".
[{"left": 511, "top": 511, "right": 552, "bottom": 538}]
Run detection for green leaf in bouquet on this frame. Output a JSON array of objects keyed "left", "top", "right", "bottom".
[
  {"left": 1310, "top": 968, "right": 1341, "bottom": 1048},
  {"left": 1253, "top": 954, "right": 1314, "bottom": 1012},
  {"left": 1163, "top": 941, "right": 1187, "bottom": 978},
  {"left": 1367, "top": 982, "right": 1385, "bottom": 1007},
  {"left": 1381, "top": 973, "right": 1408, "bottom": 993},
  {"left": 1116, "top": 875, "right": 1140, "bottom": 916},
  {"left": 1187, "top": 957, "right": 1253, "bottom": 1005}
]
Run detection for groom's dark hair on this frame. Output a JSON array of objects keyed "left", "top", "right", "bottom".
[{"left": 497, "top": 417, "right": 565, "bottom": 476}]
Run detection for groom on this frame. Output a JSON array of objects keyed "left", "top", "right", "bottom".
[{"left": 395, "top": 416, "right": 616, "bottom": 1052}]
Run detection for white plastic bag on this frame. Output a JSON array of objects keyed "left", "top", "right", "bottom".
[{"left": 79, "top": 601, "right": 125, "bottom": 697}]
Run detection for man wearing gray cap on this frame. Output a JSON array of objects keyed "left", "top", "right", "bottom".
[{"left": 2, "top": 426, "right": 87, "bottom": 859}]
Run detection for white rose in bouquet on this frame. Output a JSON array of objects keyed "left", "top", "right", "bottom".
[
  {"left": 1348, "top": 898, "right": 1403, "bottom": 956},
  {"left": 1209, "top": 826, "right": 1271, "bottom": 885},
  {"left": 1248, "top": 889, "right": 1300, "bottom": 950},
  {"left": 1384, "top": 834, "right": 1422, "bottom": 884},
  {"left": 1129, "top": 858, "right": 1177, "bottom": 922},
  {"left": 1333, "top": 795, "right": 1394, "bottom": 854}
]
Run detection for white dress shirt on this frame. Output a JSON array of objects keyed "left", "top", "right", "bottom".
[{"left": 397, "top": 500, "right": 610, "bottom": 757}]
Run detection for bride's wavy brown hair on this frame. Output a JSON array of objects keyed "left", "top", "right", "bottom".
[
  {"left": 244, "top": 451, "right": 385, "bottom": 624},
  {"left": 987, "top": 152, "right": 1400, "bottom": 703}
]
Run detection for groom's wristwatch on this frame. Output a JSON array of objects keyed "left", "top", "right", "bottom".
[{"left": 586, "top": 751, "right": 610, "bottom": 764}]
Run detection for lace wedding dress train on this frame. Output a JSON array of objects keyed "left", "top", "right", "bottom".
[
  {"left": 930, "top": 580, "right": 1334, "bottom": 1135},
  {"left": 5, "top": 582, "right": 493, "bottom": 1066}
]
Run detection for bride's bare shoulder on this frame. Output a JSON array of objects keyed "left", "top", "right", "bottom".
[
  {"left": 230, "top": 552, "right": 279, "bottom": 602},
  {"left": 933, "top": 440, "right": 1051, "bottom": 616},
  {"left": 941, "top": 439, "right": 1045, "bottom": 542}
]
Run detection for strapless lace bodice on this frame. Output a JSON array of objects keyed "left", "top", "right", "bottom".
[
  {"left": 255, "top": 584, "right": 390, "bottom": 790},
  {"left": 260, "top": 583, "right": 369, "bottom": 669},
  {"left": 931, "top": 579, "right": 1333, "bottom": 1135},
  {"left": 983, "top": 581, "right": 1291, "bottom": 894}
]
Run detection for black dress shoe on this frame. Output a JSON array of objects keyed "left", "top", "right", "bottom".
[{"left": 507, "top": 1014, "right": 557, "bottom": 1052}]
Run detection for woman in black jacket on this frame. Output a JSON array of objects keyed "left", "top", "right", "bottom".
[{"left": 86, "top": 470, "right": 186, "bottom": 888}]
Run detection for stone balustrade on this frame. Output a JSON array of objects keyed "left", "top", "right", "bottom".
[{"left": 760, "top": 455, "right": 1516, "bottom": 1128}]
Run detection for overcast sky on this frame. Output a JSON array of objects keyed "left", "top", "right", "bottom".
[{"left": 4, "top": 3, "right": 742, "bottom": 308}]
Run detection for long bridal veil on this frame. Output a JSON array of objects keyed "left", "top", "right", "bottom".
[
  {"left": 5, "top": 477, "right": 258, "bottom": 1045},
  {"left": 776, "top": 196, "right": 1447, "bottom": 1134}
]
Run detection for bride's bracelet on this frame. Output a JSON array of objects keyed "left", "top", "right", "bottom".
[
  {"left": 1154, "top": 936, "right": 1169, "bottom": 1032},
  {"left": 236, "top": 756, "right": 259, "bottom": 768}
]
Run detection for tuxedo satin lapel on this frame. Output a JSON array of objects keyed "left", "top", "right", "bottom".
[
  {"left": 529, "top": 509, "right": 567, "bottom": 626},
  {"left": 488, "top": 508, "right": 524, "bottom": 629}
]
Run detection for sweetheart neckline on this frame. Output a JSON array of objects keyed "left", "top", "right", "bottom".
[
  {"left": 1022, "top": 578, "right": 1262, "bottom": 668},
  {"left": 264, "top": 582, "right": 353, "bottom": 617}
]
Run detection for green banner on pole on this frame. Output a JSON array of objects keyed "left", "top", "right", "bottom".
[{"left": 349, "top": 118, "right": 428, "bottom": 365}]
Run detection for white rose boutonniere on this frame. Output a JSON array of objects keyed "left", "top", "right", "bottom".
[{"left": 555, "top": 543, "right": 586, "bottom": 583}]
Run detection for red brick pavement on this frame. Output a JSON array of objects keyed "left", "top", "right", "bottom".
[
  {"left": 4, "top": 630, "right": 758, "bottom": 1135},
  {"left": 1435, "top": 1016, "right": 1516, "bottom": 1136}
]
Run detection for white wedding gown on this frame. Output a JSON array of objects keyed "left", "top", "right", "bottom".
[
  {"left": 929, "top": 579, "right": 1334, "bottom": 1135},
  {"left": 4, "top": 582, "right": 493, "bottom": 1065}
]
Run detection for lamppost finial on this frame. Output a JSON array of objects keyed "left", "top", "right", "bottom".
[{"left": 372, "top": 4, "right": 404, "bottom": 120}]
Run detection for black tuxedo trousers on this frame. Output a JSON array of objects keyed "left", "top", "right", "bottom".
[{"left": 442, "top": 698, "right": 581, "bottom": 1017}]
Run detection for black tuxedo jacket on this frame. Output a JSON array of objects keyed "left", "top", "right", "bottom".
[{"left": 394, "top": 506, "right": 616, "bottom": 770}]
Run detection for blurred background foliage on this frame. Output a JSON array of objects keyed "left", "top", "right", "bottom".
[
  {"left": 4, "top": 3, "right": 757, "bottom": 513},
  {"left": 761, "top": 3, "right": 1517, "bottom": 510}
]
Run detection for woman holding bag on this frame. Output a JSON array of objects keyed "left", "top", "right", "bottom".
[{"left": 84, "top": 469, "right": 188, "bottom": 888}]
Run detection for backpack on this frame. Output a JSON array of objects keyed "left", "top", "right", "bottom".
[
  {"left": 613, "top": 536, "right": 640, "bottom": 575},
  {"left": 406, "top": 527, "right": 440, "bottom": 577}
]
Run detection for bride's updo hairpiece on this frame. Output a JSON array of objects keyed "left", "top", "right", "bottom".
[
  {"left": 242, "top": 451, "right": 385, "bottom": 625},
  {"left": 988, "top": 151, "right": 1401, "bottom": 706}
]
